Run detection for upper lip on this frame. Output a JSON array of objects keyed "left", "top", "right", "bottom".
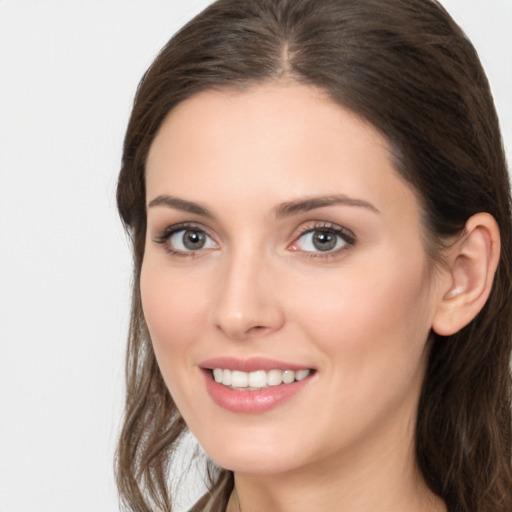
[{"left": 200, "top": 356, "right": 314, "bottom": 373}]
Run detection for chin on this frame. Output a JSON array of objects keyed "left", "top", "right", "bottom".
[
  {"left": 212, "top": 450, "right": 303, "bottom": 475},
  {"left": 195, "top": 427, "right": 308, "bottom": 475}
]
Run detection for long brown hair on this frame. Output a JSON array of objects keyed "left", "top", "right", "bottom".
[{"left": 116, "top": 1, "right": 512, "bottom": 510}]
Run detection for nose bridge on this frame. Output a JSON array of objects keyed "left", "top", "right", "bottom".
[{"left": 211, "top": 240, "right": 283, "bottom": 339}]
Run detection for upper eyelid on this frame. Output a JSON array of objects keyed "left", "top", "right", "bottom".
[
  {"left": 290, "top": 221, "right": 356, "bottom": 241},
  {"left": 153, "top": 222, "right": 213, "bottom": 238}
]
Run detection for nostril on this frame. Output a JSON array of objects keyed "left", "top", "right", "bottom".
[
  {"left": 215, "top": 322, "right": 275, "bottom": 340},
  {"left": 247, "top": 325, "right": 270, "bottom": 335}
]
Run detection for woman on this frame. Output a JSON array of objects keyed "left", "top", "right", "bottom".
[{"left": 115, "top": 0, "right": 512, "bottom": 511}]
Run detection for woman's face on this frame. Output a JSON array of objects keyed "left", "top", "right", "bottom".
[{"left": 142, "top": 83, "right": 445, "bottom": 475}]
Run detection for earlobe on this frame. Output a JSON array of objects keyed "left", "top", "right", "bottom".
[{"left": 432, "top": 213, "right": 500, "bottom": 336}]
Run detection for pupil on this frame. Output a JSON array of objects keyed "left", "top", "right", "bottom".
[
  {"left": 313, "top": 231, "right": 336, "bottom": 251},
  {"left": 183, "top": 230, "right": 205, "bottom": 250}
]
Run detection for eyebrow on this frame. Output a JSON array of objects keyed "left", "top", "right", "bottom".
[
  {"left": 147, "top": 193, "right": 379, "bottom": 218},
  {"left": 274, "top": 194, "right": 380, "bottom": 218},
  {"left": 147, "top": 195, "right": 214, "bottom": 217}
]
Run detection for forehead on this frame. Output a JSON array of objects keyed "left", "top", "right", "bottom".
[{"left": 145, "top": 83, "right": 417, "bottom": 221}]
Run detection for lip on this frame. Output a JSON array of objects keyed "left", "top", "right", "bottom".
[
  {"left": 200, "top": 356, "right": 313, "bottom": 373},
  {"left": 200, "top": 357, "right": 315, "bottom": 414}
]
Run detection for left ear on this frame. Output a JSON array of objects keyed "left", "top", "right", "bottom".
[{"left": 432, "top": 212, "right": 500, "bottom": 336}]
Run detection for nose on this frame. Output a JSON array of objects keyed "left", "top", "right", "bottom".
[{"left": 210, "top": 249, "right": 285, "bottom": 340}]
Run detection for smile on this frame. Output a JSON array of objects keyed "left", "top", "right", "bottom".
[{"left": 212, "top": 368, "right": 311, "bottom": 389}]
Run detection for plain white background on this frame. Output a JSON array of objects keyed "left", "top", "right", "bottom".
[{"left": 0, "top": 1, "right": 510, "bottom": 511}]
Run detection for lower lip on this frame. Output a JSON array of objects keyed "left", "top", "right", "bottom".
[{"left": 203, "top": 370, "right": 313, "bottom": 414}]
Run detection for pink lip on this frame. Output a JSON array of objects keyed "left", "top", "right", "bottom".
[
  {"left": 199, "top": 357, "right": 315, "bottom": 414},
  {"left": 200, "top": 356, "right": 312, "bottom": 372}
]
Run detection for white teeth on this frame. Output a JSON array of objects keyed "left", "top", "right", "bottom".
[
  {"left": 295, "top": 369, "right": 310, "bottom": 381},
  {"left": 282, "top": 370, "right": 295, "bottom": 384},
  {"left": 212, "top": 368, "right": 311, "bottom": 388},
  {"left": 213, "top": 368, "right": 223, "bottom": 383},
  {"left": 231, "top": 370, "right": 249, "bottom": 388},
  {"left": 267, "top": 369, "right": 283, "bottom": 386},
  {"left": 249, "top": 370, "right": 267, "bottom": 388},
  {"left": 222, "top": 369, "right": 232, "bottom": 386}
]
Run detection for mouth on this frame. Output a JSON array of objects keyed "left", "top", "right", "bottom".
[
  {"left": 200, "top": 357, "right": 316, "bottom": 413},
  {"left": 210, "top": 368, "right": 313, "bottom": 390}
]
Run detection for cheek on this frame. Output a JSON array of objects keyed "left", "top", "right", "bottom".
[
  {"left": 139, "top": 257, "right": 216, "bottom": 423},
  {"left": 290, "top": 250, "right": 434, "bottom": 369},
  {"left": 140, "top": 257, "right": 210, "bottom": 362},
  {"left": 284, "top": 256, "right": 434, "bottom": 447}
]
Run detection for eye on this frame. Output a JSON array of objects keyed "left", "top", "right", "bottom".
[
  {"left": 289, "top": 225, "right": 355, "bottom": 255},
  {"left": 170, "top": 228, "right": 216, "bottom": 251},
  {"left": 296, "top": 229, "right": 345, "bottom": 252},
  {"left": 153, "top": 224, "right": 218, "bottom": 255}
]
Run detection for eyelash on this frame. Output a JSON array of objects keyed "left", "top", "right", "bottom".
[{"left": 152, "top": 221, "right": 356, "bottom": 259}]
